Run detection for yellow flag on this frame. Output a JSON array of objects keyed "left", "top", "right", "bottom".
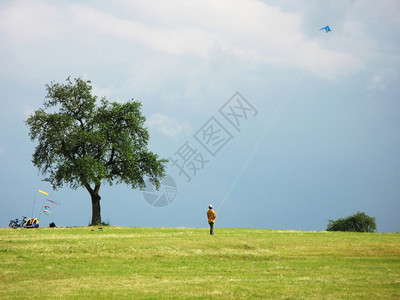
[{"left": 38, "top": 190, "right": 49, "bottom": 196}]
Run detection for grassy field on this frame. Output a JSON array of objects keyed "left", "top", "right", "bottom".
[{"left": 0, "top": 227, "right": 399, "bottom": 299}]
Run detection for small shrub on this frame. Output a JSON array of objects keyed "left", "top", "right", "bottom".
[{"left": 326, "top": 211, "right": 376, "bottom": 232}]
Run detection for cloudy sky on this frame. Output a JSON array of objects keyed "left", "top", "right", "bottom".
[{"left": 1, "top": 0, "right": 399, "bottom": 232}]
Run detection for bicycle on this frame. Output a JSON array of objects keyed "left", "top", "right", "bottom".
[{"left": 8, "top": 216, "right": 28, "bottom": 229}]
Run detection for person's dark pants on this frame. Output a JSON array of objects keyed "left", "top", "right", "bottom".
[{"left": 209, "top": 222, "right": 214, "bottom": 235}]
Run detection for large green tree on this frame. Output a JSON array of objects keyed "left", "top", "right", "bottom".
[{"left": 26, "top": 77, "right": 167, "bottom": 225}]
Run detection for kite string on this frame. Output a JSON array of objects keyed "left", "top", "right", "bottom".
[
  {"left": 31, "top": 193, "right": 37, "bottom": 219},
  {"left": 216, "top": 66, "right": 306, "bottom": 213},
  {"left": 38, "top": 200, "right": 45, "bottom": 221}
]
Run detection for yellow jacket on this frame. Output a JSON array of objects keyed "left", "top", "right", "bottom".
[{"left": 207, "top": 209, "right": 216, "bottom": 223}]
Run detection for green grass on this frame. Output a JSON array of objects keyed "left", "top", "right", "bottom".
[{"left": 1, "top": 227, "right": 399, "bottom": 299}]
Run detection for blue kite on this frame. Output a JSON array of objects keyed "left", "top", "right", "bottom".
[{"left": 319, "top": 25, "right": 332, "bottom": 33}]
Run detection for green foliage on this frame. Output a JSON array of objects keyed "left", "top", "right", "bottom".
[
  {"left": 25, "top": 77, "right": 168, "bottom": 224},
  {"left": 327, "top": 211, "right": 377, "bottom": 232}
]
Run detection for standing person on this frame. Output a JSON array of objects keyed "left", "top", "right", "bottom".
[{"left": 207, "top": 204, "right": 216, "bottom": 235}]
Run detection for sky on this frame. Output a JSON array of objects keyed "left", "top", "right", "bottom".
[{"left": 1, "top": 0, "right": 399, "bottom": 232}]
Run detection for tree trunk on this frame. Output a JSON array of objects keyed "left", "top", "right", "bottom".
[
  {"left": 85, "top": 183, "right": 102, "bottom": 225},
  {"left": 91, "top": 193, "right": 101, "bottom": 225}
]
